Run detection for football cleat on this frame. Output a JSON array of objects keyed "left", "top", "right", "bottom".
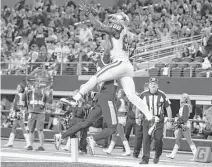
[
  {"left": 153, "top": 155, "right": 160, "bottom": 164},
  {"left": 103, "top": 148, "right": 111, "bottom": 155},
  {"left": 26, "top": 146, "right": 33, "bottom": 150},
  {"left": 86, "top": 136, "right": 96, "bottom": 155},
  {"left": 79, "top": 150, "right": 87, "bottom": 155},
  {"left": 35, "top": 146, "right": 45, "bottom": 151},
  {"left": 54, "top": 133, "right": 62, "bottom": 150},
  {"left": 166, "top": 154, "right": 174, "bottom": 159},
  {"left": 122, "top": 151, "right": 131, "bottom": 156},
  {"left": 61, "top": 146, "right": 70, "bottom": 151}
]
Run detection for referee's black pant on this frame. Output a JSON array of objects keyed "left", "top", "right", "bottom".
[{"left": 142, "top": 119, "right": 164, "bottom": 163}]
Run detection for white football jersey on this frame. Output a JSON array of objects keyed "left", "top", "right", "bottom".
[{"left": 108, "top": 23, "right": 129, "bottom": 62}]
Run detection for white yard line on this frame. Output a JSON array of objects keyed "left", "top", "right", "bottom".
[{"left": 1, "top": 152, "right": 180, "bottom": 167}]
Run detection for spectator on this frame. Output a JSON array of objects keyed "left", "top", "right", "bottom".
[
  {"left": 1, "top": 97, "right": 12, "bottom": 110},
  {"left": 79, "top": 24, "right": 93, "bottom": 44},
  {"left": 197, "top": 50, "right": 212, "bottom": 77},
  {"left": 202, "top": 106, "right": 212, "bottom": 139},
  {"left": 48, "top": 100, "right": 64, "bottom": 132},
  {"left": 192, "top": 112, "right": 203, "bottom": 134},
  {"left": 189, "top": 41, "right": 204, "bottom": 59},
  {"left": 46, "top": 28, "right": 57, "bottom": 42},
  {"left": 1, "top": 114, "right": 11, "bottom": 128}
]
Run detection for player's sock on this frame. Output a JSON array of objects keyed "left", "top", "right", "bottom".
[
  {"left": 190, "top": 144, "right": 197, "bottom": 156},
  {"left": 127, "top": 94, "right": 153, "bottom": 121},
  {"left": 74, "top": 76, "right": 98, "bottom": 101}
]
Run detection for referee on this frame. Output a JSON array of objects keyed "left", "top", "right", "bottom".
[{"left": 139, "top": 77, "right": 172, "bottom": 164}]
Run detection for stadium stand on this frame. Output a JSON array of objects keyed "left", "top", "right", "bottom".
[{"left": 1, "top": 0, "right": 212, "bottom": 77}]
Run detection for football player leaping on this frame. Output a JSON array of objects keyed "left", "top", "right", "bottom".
[{"left": 62, "top": 1, "right": 157, "bottom": 129}]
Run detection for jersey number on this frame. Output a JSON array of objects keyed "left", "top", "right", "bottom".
[{"left": 109, "top": 24, "right": 121, "bottom": 31}]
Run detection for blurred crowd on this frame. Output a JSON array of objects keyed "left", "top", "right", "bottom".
[{"left": 1, "top": 0, "right": 212, "bottom": 75}]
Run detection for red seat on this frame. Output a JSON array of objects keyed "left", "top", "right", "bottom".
[
  {"left": 178, "top": 63, "right": 189, "bottom": 69},
  {"left": 171, "top": 67, "right": 182, "bottom": 77},
  {"left": 194, "top": 57, "right": 204, "bottom": 63},
  {"left": 169, "top": 63, "right": 178, "bottom": 69},
  {"left": 171, "top": 57, "right": 182, "bottom": 62},
  {"left": 190, "top": 63, "right": 201, "bottom": 69},
  {"left": 155, "top": 63, "right": 165, "bottom": 69},
  {"left": 182, "top": 57, "right": 193, "bottom": 62},
  {"left": 149, "top": 67, "right": 159, "bottom": 77}
]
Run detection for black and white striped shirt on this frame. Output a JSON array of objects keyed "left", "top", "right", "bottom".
[{"left": 140, "top": 90, "right": 171, "bottom": 116}]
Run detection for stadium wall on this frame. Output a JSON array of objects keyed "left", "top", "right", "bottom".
[{"left": 1, "top": 75, "right": 212, "bottom": 97}]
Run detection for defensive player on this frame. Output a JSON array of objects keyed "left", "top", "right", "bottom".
[
  {"left": 55, "top": 48, "right": 118, "bottom": 155},
  {"left": 63, "top": 1, "right": 154, "bottom": 126}
]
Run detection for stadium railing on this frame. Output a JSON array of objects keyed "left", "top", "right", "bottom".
[
  {"left": 148, "top": 61, "right": 212, "bottom": 78},
  {"left": 1, "top": 61, "right": 211, "bottom": 78},
  {"left": 132, "top": 34, "right": 203, "bottom": 63}
]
